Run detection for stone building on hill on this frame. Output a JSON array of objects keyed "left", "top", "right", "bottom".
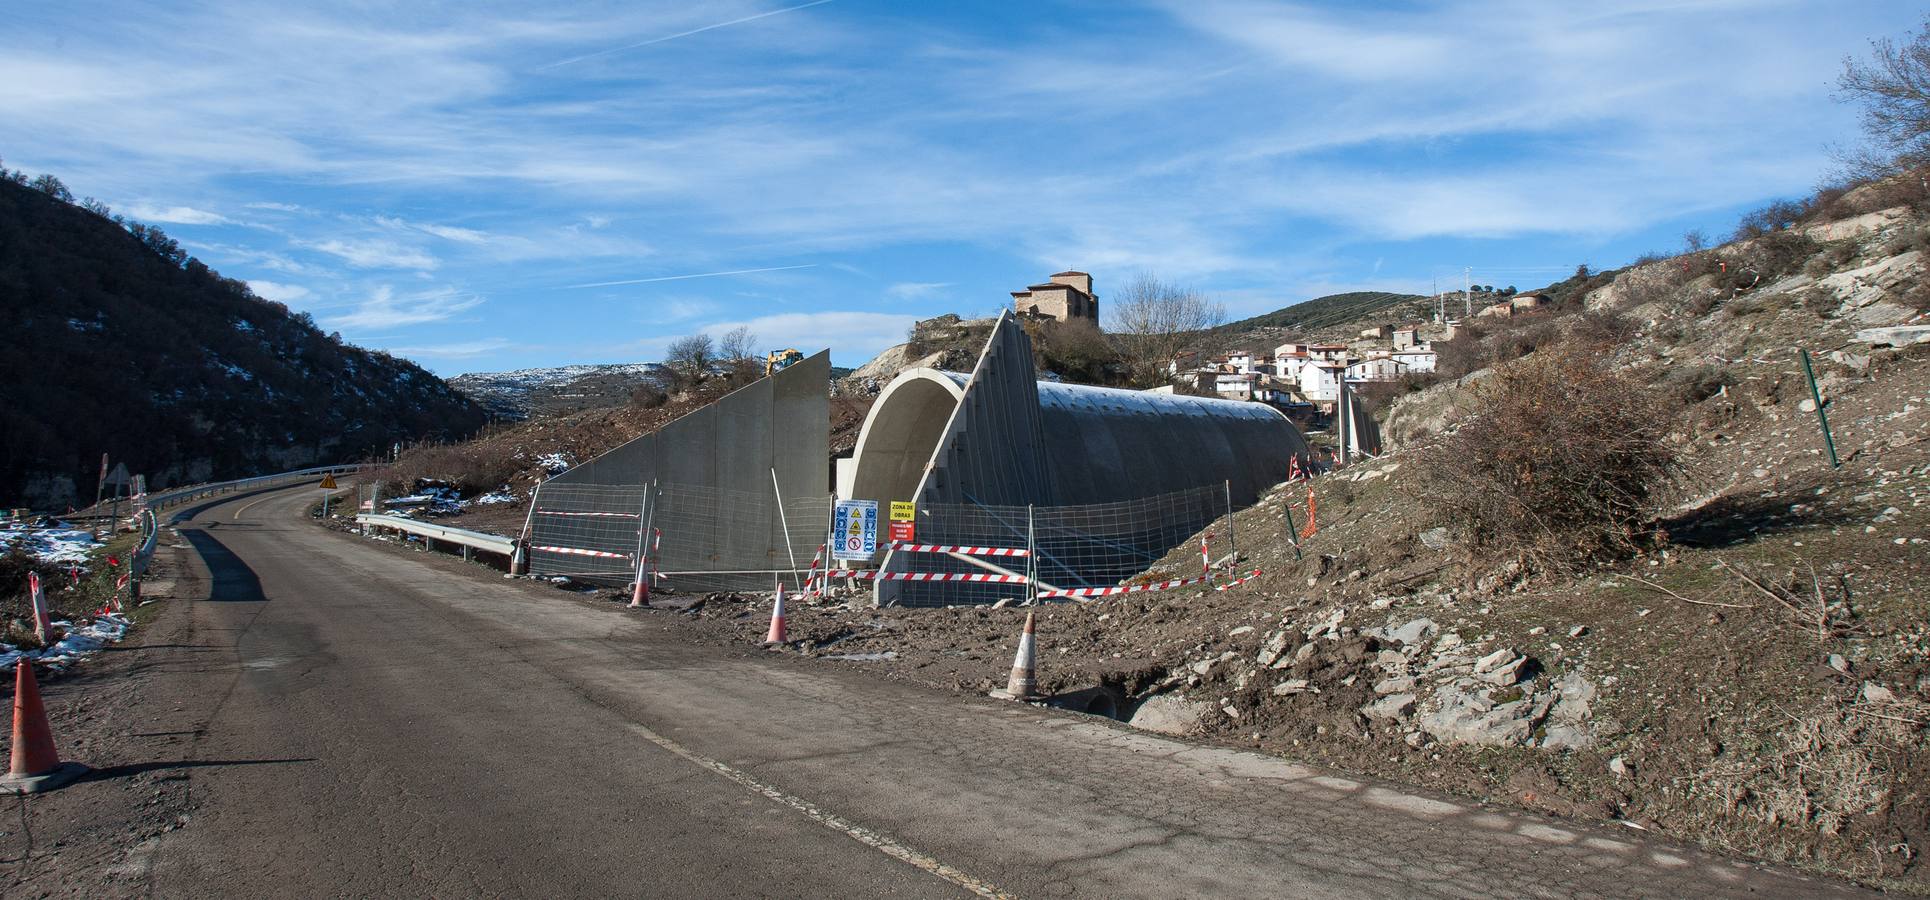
[{"left": 1012, "top": 271, "right": 1099, "bottom": 326}]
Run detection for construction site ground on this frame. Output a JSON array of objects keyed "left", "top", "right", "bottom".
[{"left": 6, "top": 482, "right": 1872, "bottom": 898}]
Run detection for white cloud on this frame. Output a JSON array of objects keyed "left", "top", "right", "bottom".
[
  {"left": 121, "top": 203, "right": 229, "bottom": 225},
  {"left": 247, "top": 279, "right": 311, "bottom": 303},
  {"left": 326, "top": 285, "right": 482, "bottom": 329},
  {"left": 245, "top": 201, "right": 302, "bottom": 212},
  {"left": 387, "top": 337, "right": 510, "bottom": 358},
  {"left": 884, "top": 281, "right": 952, "bottom": 300},
  {"left": 309, "top": 238, "right": 438, "bottom": 270}
]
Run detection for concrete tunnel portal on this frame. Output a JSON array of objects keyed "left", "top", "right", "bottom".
[
  {"left": 847, "top": 370, "right": 965, "bottom": 508},
  {"left": 843, "top": 313, "right": 1313, "bottom": 611}
]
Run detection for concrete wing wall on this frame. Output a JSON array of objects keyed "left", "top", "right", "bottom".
[{"left": 535, "top": 351, "right": 830, "bottom": 586}]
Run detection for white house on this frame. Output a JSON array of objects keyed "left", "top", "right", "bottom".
[
  {"left": 1309, "top": 343, "right": 1350, "bottom": 364},
  {"left": 1224, "top": 350, "right": 1257, "bottom": 374},
  {"left": 1299, "top": 362, "right": 1345, "bottom": 404},
  {"left": 1392, "top": 348, "right": 1438, "bottom": 374},
  {"left": 1346, "top": 353, "right": 1408, "bottom": 382},
  {"left": 1392, "top": 326, "right": 1421, "bottom": 350},
  {"left": 1273, "top": 350, "right": 1310, "bottom": 381},
  {"left": 1214, "top": 371, "right": 1257, "bottom": 400}
]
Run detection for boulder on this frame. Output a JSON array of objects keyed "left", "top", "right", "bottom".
[
  {"left": 1363, "top": 693, "right": 1417, "bottom": 721},
  {"left": 1128, "top": 694, "right": 1212, "bottom": 736},
  {"left": 1384, "top": 617, "right": 1439, "bottom": 647}
]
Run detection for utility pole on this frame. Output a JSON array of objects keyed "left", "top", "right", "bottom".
[
  {"left": 1464, "top": 267, "right": 1473, "bottom": 319},
  {"left": 1432, "top": 277, "right": 1440, "bottom": 322}
]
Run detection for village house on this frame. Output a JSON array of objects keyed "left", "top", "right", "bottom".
[
  {"left": 1392, "top": 325, "right": 1421, "bottom": 350},
  {"left": 1345, "top": 352, "right": 1408, "bottom": 382},
  {"left": 1011, "top": 271, "right": 1099, "bottom": 325},
  {"left": 1309, "top": 343, "right": 1349, "bottom": 364},
  {"left": 1299, "top": 361, "right": 1346, "bottom": 405},
  {"left": 1391, "top": 347, "right": 1438, "bottom": 374}
]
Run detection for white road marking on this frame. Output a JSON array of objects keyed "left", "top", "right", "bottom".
[{"left": 623, "top": 722, "right": 1015, "bottom": 899}]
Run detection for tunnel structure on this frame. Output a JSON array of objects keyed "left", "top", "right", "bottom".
[{"left": 846, "top": 312, "right": 1311, "bottom": 604}]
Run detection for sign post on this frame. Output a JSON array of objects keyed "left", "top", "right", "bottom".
[
  {"left": 832, "top": 500, "right": 879, "bottom": 561},
  {"left": 887, "top": 500, "right": 915, "bottom": 544},
  {"left": 319, "top": 473, "right": 338, "bottom": 519}
]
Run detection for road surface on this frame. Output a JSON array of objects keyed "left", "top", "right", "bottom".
[{"left": 5, "top": 483, "right": 1869, "bottom": 897}]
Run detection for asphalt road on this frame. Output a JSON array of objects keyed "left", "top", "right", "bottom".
[{"left": 17, "top": 484, "right": 1873, "bottom": 897}]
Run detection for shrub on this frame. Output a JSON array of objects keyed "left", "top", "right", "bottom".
[{"left": 1419, "top": 347, "right": 1679, "bottom": 574}]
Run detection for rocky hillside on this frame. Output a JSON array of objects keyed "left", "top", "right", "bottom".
[
  {"left": 449, "top": 363, "right": 667, "bottom": 420},
  {"left": 593, "top": 179, "right": 1930, "bottom": 889},
  {"left": 0, "top": 173, "right": 488, "bottom": 508}
]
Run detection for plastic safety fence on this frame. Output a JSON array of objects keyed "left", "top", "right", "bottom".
[
  {"left": 526, "top": 482, "right": 649, "bottom": 583},
  {"left": 648, "top": 482, "right": 830, "bottom": 593},
  {"left": 885, "top": 484, "right": 1229, "bottom": 608}
]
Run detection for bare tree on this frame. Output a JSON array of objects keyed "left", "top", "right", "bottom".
[
  {"left": 664, "top": 333, "right": 714, "bottom": 383},
  {"left": 1838, "top": 16, "right": 1930, "bottom": 174},
  {"left": 1105, "top": 273, "right": 1225, "bottom": 387},
  {"left": 717, "top": 325, "right": 757, "bottom": 363}
]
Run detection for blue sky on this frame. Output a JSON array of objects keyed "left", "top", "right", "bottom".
[{"left": 3, "top": 1, "right": 1916, "bottom": 374}]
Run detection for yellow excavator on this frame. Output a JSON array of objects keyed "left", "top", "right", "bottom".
[{"left": 765, "top": 348, "right": 803, "bottom": 376}]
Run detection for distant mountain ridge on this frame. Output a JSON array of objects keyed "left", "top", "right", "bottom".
[
  {"left": 0, "top": 173, "right": 488, "bottom": 508},
  {"left": 450, "top": 363, "right": 666, "bottom": 420}
]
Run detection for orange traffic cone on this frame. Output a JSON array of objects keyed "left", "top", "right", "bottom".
[
  {"left": 994, "top": 612, "right": 1039, "bottom": 700},
  {"left": 4, "top": 660, "right": 89, "bottom": 793},
  {"left": 628, "top": 575, "right": 649, "bottom": 609},
  {"left": 762, "top": 585, "right": 788, "bottom": 645}
]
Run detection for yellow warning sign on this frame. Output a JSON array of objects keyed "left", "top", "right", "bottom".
[
  {"left": 319, "top": 474, "right": 338, "bottom": 490},
  {"left": 888, "top": 501, "right": 915, "bottom": 522}
]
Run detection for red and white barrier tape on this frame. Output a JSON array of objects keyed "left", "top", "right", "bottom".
[
  {"left": 531, "top": 544, "right": 633, "bottom": 560},
  {"left": 1213, "top": 568, "right": 1264, "bottom": 592},
  {"left": 1038, "top": 573, "right": 1215, "bottom": 600},
  {"left": 820, "top": 570, "right": 1029, "bottom": 584},
  {"left": 886, "top": 542, "right": 1030, "bottom": 557},
  {"left": 533, "top": 509, "right": 641, "bottom": 519}
]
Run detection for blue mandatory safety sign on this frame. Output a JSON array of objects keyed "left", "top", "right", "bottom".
[{"left": 832, "top": 500, "right": 879, "bottom": 561}]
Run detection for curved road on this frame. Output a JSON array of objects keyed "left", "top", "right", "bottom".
[{"left": 32, "top": 484, "right": 1873, "bottom": 897}]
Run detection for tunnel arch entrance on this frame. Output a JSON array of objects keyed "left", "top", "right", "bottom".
[{"left": 847, "top": 369, "right": 964, "bottom": 507}]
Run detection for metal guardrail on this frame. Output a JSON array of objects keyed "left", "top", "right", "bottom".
[
  {"left": 355, "top": 514, "right": 517, "bottom": 558},
  {"left": 144, "top": 463, "right": 369, "bottom": 513}
]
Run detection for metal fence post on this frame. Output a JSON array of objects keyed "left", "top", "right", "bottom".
[
  {"left": 1224, "top": 479, "right": 1236, "bottom": 562},
  {"left": 1282, "top": 499, "right": 1304, "bottom": 560},
  {"left": 1026, "top": 503, "right": 1037, "bottom": 605},
  {"left": 1798, "top": 348, "right": 1841, "bottom": 468},
  {"left": 771, "top": 468, "right": 800, "bottom": 590}
]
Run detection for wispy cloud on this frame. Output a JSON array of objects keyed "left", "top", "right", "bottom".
[
  {"left": 309, "top": 238, "right": 438, "bottom": 270},
  {"left": 326, "top": 286, "right": 481, "bottom": 329},
  {"left": 247, "top": 279, "right": 310, "bottom": 303},
  {"left": 568, "top": 264, "right": 816, "bottom": 289},
  {"left": 122, "top": 203, "right": 229, "bottom": 225},
  {"left": 377, "top": 215, "right": 492, "bottom": 245},
  {"left": 539, "top": 0, "right": 837, "bottom": 69},
  {"left": 387, "top": 337, "right": 510, "bottom": 358},
  {"left": 885, "top": 281, "right": 953, "bottom": 300}
]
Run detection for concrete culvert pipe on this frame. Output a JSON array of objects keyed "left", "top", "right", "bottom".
[{"left": 1047, "top": 686, "right": 1124, "bottom": 720}]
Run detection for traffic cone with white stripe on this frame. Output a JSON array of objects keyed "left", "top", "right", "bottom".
[
  {"left": 628, "top": 571, "right": 649, "bottom": 608},
  {"left": 27, "top": 573, "right": 54, "bottom": 647},
  {"left": 994, "top": 611, "right": 1039, "bottom": 700},
  {"left": 3, "top": 660, "right": 89, "bottom": 794},
  {"left": 762, "top": 585, "right": 788, "bottom": 645}
]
